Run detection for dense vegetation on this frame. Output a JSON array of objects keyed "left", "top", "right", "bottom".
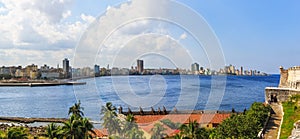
[
  {"left": 213, "top": 102, "right": 270, "bottom": 139},
  {"left": 0, "top": 101, "right": 270, "bottom": 139},
  {"left": 101, "top": 102, "right": 145, "bottom": 139},
  {"left": 280, "top": 95, "right": 300, "bottom": 139},
  {"left": 101, "top": 102, "right": 270, "bottom": 139},
  {"left": 0, "top": 101, "right": 95, "bottom": 139}
]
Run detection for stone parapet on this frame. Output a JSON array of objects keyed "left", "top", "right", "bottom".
[{"left": 265, "top": 87, "right": 300, "bottom": 103}]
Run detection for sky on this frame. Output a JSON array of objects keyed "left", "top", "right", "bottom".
[{"left": 0, "top": 0, "right": 299, "bottom": 74}]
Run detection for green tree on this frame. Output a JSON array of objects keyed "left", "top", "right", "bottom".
[
  {"left": 68, "top": 100, "right": 84, "bottom": 117},
  {"left": 122, "top": 114, "right": 144, "bottom": 139},
  {"left": 247, "top": 102, "right": 270, "bottom": 126},
  {"left": 0, "top": 130, "right": 7, "bottom": 139},
  {"left": 7, "top": 127, "right": 28, "bottom": 139},
  {"left": 61, "top": 114, "right": 82, "bottom": 139},
  {"left": 79, "top": 117, "right": 96, "bottom": 139},
  {"left": 62, "top": 101, "right": 95, "bottom": 139},
  {"left": 160, "top": 119, "right": 181, "bottom": 130},
  {"left": 101, "top": 102, "right": 121, "bottom": 136},
  {"left": 150, "top": 123, "right": 166, "bottom": 139},
  {"left": 179, "top": 120, "right": 209, "bottom": 139},
  {"left": 214, "top": 102, "right": 270, "bottom": 139},
  {"left": 44, "top": 123, "right": 63, "bottom": 139}
]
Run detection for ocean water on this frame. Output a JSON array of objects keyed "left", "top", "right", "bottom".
[{"left": 0, "top": 75, "right": 279, "bottom": 122}]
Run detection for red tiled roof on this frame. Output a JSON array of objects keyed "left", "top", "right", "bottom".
[
  {"left": 93, "top": 129, "right": 108, "bottom": 138},
  {"left": 211, "top": 113, "right": 231, "bottom": 124},
  {"left": 138, "top": 122, "right": 178, "bottom": 137},
  {"left": 93, "top": 114, "right": 230, "bottom": 138},
  {"left": 134, "top": 113, "right": 230, "bottom": 125},
  {"left": 134, "top": 114, "right": 202, "bottom": 124}
]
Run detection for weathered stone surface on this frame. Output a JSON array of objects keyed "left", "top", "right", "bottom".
[
  {"left": 265, "top": 66, "right": 300, "bottom": 103},
  {"left": 288, "top": 120, "right": 300, "bottom": 139},
  {"left": 279, "top": 66, "right": 300, "bottom": 89}
]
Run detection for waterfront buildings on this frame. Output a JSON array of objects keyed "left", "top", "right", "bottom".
[
  {"left": 0, "top": 58, "right": 267, "bottom": 80},
  {"left": 63, "top": 58, "right": 70, "bottom": 78},
  {"left": 94, "top": 65, "right": 100, "bottom": 76},
  {"left": 189, "top": 63, "right": 266, "bottom": 76},
  {"left": 191, "top": 63, "right": 200, "bottom": 74},
  {"left": 240, "top": 66, "right": 244, "bottom": 75},
  {"left": 137, "top": 59, "right": 144, "bottom": 74}
]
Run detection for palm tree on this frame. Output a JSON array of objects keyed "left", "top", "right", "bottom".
[
  {"left": 101, "top": 102, "right": 121, "bottom": 136},
  {"left": 179, "top": 120, "right": 208, "bottom": 139},
  {"left": 68, "top": 100, "right": 84, "bottom": 117},
  {"left": 44, "top": 123, "right": 62, "bottom": 139},
  {"left": 61, "top": 114, "right": 83, "bottom": 139},
  {"left": 122, "top": 114, "right": 144, "bottom": 139},
  {"left": 150, "top": 123, "right": 166, "bottom": 139},
  {"left": 79, "top": 117, "right": 96, "bottom": 139},
  {"left": 0, "top": 130, "right": 7, "bottom": 139},
  {"left": 7, "top": 127, "right": 28, "bottom": 139},
  {"left": 123, "top": 114, "right": 137, "bottom": 131}
]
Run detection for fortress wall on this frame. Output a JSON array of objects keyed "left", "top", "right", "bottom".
[
  {"left": 287, "top": 69, "right": 300, "bottom": 82},
  {"left": 279, "top": 67, "right": 300, "bottom": 89},
  {"left": 266, "top": 66, "right": 300, "bottom": 103},
  {"left": 279, "top": 68, "right": 288, "bottom": 87},
  {"left": 265, "top": 88, "right": 300, "bottom": 103}
]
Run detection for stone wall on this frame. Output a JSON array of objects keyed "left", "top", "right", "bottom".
[
  {"left": 265, "top": 87, "right": 300, "bottom": 103},
  {"left": 279, "top": 66, "right": 300, "bottom": 89},
  {"left": 279, "top": 67, "right": 288, "bottom": 87}
]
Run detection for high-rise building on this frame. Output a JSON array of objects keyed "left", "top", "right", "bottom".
[
  {"left": 63, "top": 58, "right": 70, "bottom": 78},
  {"left": 191, "top": 63, "right": 199, "bottom": 74},
  {"left": 229, "top": 65, "right": 235, "bottom": 74},
  {"left": 137, "top": 59, "right": 144, "bottom": 74},
  {"left": 240, "top": 66, "right": 243, "bottom": 75},
  {"left": 94, "top": 64, "right": 100, "bottom": 76}
]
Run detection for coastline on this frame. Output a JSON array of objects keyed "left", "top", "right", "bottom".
[
  {"left": 0, "top": 117, "right": 67, "bottom": 124},
  {"left": 0, "top": 81, "right": 86, "bottom": 87}
]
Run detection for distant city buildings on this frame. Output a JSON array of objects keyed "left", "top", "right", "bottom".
[
  {"left": 94, "top": 65, "right": 100, "bottom": 76},
  {"left": 191, "top": 63, "right": 199, "bottom": 74},
  {"left": 63, "top": 58, "right": 70, "bottom": 78},
  {"left": 0, "top": 58, "right": 268, "bottom": 81},
  {"left": 189, "top": 63, "right": 267, "bottom": 76},
  {"left": 137, "top": 59, "right": 144, "bottom": 74}
]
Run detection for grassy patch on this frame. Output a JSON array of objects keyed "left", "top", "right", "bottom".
[{"left": 280, "top": 96, "right": 300, "bottom": 139}]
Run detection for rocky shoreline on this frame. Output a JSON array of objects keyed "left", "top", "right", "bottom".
[
  {"left": 0, "top": 117, "right": 68, "bottom": 136},
  {"left": 0, "top": 117, "right": 67, "bottom": 123},
  {"left": 0, "top": 123, "right": 46, "bottom": 136}
]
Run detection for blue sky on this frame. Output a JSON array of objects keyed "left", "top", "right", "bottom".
[{"left": 0, "top": 0, "right": 299, "bottom": 73}]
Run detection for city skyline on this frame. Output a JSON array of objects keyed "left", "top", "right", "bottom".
[
  {"left": 0, "top": 58, "right": 266, "bottom": 74},
  {"left": 0, "top": 0, "right": 299, "bottom": 74},
  {"left": 0, "top": 58, "right": 267, "bottom": 81}
]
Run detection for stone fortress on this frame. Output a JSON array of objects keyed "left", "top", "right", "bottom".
[{"left": 265, "top": 66, "right": 300, "bottom": 103}]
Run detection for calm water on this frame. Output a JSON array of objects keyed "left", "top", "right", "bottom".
[{"left": 0, "top": 75, "right": 279, "bottom": 122}]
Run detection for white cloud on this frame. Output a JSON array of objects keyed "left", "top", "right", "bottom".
[
  {"left": 81, "top": 14, "right": 96, "bottom": 24},
  {"left": 179, "top": 32, "right": 187, "bottom": 40},
  {"left": 62, "top": 10, "right": 71, "bottom": 19},
  {"left": 0, "top": 48, "right": 74, "bottom": 67},
  {"left": 0, "top": 0, "right": 96, "bottom": 66},
  {"left": 73, "top": 0, "right": 199, "bottom": 69},
  {"left": 110, "top": 34, "right": 193, "bottom": 69}
]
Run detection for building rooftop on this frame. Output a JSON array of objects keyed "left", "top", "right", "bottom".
[{"left": 134, "top": 113, "right": 231, "bottom": 125}]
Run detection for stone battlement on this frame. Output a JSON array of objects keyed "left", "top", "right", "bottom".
[
  {"left": 266, "top": 66, "right": 300, "bottom": 103},
  {"left": 288, "top": 66, "right": 300, "bottom": 70},
  {"left": 279, "top": 66, "right": 300, "bottom": 89}
]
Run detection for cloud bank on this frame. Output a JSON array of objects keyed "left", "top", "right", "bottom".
[{"left": 0, "top": 0, "right": 94, "bottom": 66}]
